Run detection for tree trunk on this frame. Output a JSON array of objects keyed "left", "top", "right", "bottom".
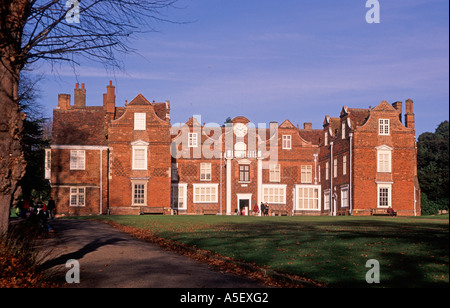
[{"left": 0, "top": 57, "right": 27, "bottom": 235}]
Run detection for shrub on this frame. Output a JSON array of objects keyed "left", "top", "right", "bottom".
[{"left": 421, "top": 193, "right": 440, "bottom": 215}]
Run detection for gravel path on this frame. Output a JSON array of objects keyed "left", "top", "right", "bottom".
[{"left": 40, "top": 219, "right": 266, "bottom": 288}]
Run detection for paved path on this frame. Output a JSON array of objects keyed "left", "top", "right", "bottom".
[{"left": 40, "top": 219, "right": 265, "bottom": 288}]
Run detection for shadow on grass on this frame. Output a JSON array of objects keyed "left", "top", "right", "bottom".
[{"left": 153, "top": 218, "right": 448, "bottom": 287}]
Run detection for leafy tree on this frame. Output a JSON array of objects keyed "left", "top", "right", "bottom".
[{"left": 417, "top": 121, "right": 449, "bottom": 214}]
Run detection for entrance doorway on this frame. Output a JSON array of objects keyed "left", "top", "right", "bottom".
[{"left": 236, "top": 193, "right": 252, "bottom": 216}]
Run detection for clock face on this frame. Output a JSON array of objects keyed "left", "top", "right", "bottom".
[{"left": 234, "top": 123, "right": 248, "bottom": 137}]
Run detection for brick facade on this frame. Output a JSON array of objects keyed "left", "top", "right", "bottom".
[{"left": 47, "top": 82, "right": 420, "bottom": 216}]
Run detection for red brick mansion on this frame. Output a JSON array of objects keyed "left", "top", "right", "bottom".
[{"left": 46, "top": 82, "right": 421, "bottom": 216}]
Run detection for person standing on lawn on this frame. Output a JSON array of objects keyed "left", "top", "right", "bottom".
[{"left": 253, "top": 203, "right": 259, "bottom": 216}]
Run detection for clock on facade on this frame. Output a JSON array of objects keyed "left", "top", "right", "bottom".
[{"left": 234, "top": 123, "right": 248, "bottom": 137}]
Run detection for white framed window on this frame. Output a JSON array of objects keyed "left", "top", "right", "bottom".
[
  {"left": 341, "top": 186, "right": 349, "bottom": 208},
  {"left": 188, "top": 133, "right": 198, "bottom": 148},
  {"left": 296, "top": 185, "right": 321, "bottom": 211},
  {"left": 132, "top": 180, "right": 147, "bottom": 206},
  {"left": 342, "top": 122, "right": 346, "bottom": 139},
  {"left": 193, "top": 183, "right": 218, "bottom": 203},
  {"left": 269, "top": 164, "right": 281, "bottom": 182},
  {"left": 318, "top": 165, "right": 321, "bottom": 183},
  {"left": 377, "top": 183, "right": 392, "bottom": 208},
  {"left": 333, "top": 158, "right": 338, "bottom": 178},
  {"left": 324, "top": 189, "right": 330, "bottom": 211},
  {"left": 171, "top": 183, "right": 187, "bottom": 210},
  {"left": 134, "top": 113, "right": 146, "bottom": 130},
  {"left": 343, "top": 155, "right": 347, "bottom": 175},
  {"left": 282, "top": 135, "right": 292, "bottom": 150},
  {"left": 132, "top": 147, "right": 147, "bottom": 170},
  {"left": 379, "top": 119, "right": 390, "bottom": 135},
  {"left": 325, "top": 162, "right": 329, "bottom": 180},
  {"left": 70, "top": 150, "right": 85, "bottom": 170},
  {"left": 324, "top": 131, "right": 328, "bottom": 146},
  {"left": 239, "top": 164, "right": 250, "bottom": 182},
  {"left": 70, "top": 187, "right": 85, "bottom": 206},
  {"left": 377, "top": 151, "right": 391, "bottom": 173},
  {"left": 301, "top": 165, "right": 312, "bottom": 183},
  {"left": 200, "top": 163, "right": 212, "bottom": 181},
  {"left": 45, "top": 149, "right": 51, "bottom": 179},
  {"left": 262, "top": 184, "right": 286, "bottom": 204}
]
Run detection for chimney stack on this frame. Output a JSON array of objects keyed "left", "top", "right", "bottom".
[
  {"left": 57, "top": 94, "right": 71, "bottom": 110},
  {"left": 74, "top": 83, "right": 86, "bottom": 108},
  {"left": 303, "top": 122, "right": 312, "bottom": 130},
  {"left": 103, "top": 80, "right": 116, "bottom": 114},
  {"left": 404, "top": 99, "right": 415, "bottom": 130},
  {"left": 392, "top": 101, "right": 402, "bottom": 123}
]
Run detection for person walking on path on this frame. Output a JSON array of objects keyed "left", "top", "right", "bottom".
[{"left": 47, "top": 196, "right": 56, "bottom": 219}]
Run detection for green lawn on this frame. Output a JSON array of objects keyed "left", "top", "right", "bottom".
[{"left": 87, "top": 215, "right": 448, "bottom": 287}]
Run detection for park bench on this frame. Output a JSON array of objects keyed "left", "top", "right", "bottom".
[
  {"left": 202, "top": 209, "right": 218, "bottom": 215},
  {"left": 337, "top": 209, "right": 349, "bottom": 216},
  {"left": 371, "top": 208, "right": 397, "bottom": 216},
  {"left": 140, "top": 206, "right": 165, "bottom": 215},
  {"left": 272, "top": 209, "right": 288, "bottom": 216}
]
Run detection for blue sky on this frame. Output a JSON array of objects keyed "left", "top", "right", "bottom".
[{"left": 32, "top": 0, "right": 449, "bottom": 136}]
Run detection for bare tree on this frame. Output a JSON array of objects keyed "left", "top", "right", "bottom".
[{"left": 0, "top": 0, "right": 178, "bottom": 233}]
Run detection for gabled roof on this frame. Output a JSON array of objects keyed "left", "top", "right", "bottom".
[
  {"left": 125, "top": 93, "right": 169, "bottom": 121},
  {"left": 279, "top": 119, "right": 296, "bottom": 129},
  {"left": 127, "top": 93, "right": 152, "bottom": 106},
  {"left": 372, "top": 100, "right": 396, "bottom": 112},
  {"left": 184, "top": 117, "right": 202, "bottom": 127},
  {"left": 347, "top": 108, "right": 370, "bottom": 127}
]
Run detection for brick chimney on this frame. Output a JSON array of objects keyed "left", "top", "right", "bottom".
[
  {"left": 303, "top": 122, "right": 312, "bottom": 130},
  {"left": 57, "top": 94, "right": 71, "bottom": 110},
  {"left": 404, "top": 99, "right": 415, "bottom": 130},
  {"left": 392, "top": 101, "right": 402, "bottom": 123},
  {"left": 103, "top": 80, "right": 115, "bottom": 114},
  {"left": 74, "top": 83, "right": 86, "bottom": 108}
]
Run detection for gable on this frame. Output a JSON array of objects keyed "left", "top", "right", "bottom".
[
  {"left": 372, "top": 100, "right": 396, "bottom": 112},
  {"left": 128, "top": 94, "right": 152, "bottom": 106},
  {"left": 279, "top": 119, "right": 296, "bottom": 129}
]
